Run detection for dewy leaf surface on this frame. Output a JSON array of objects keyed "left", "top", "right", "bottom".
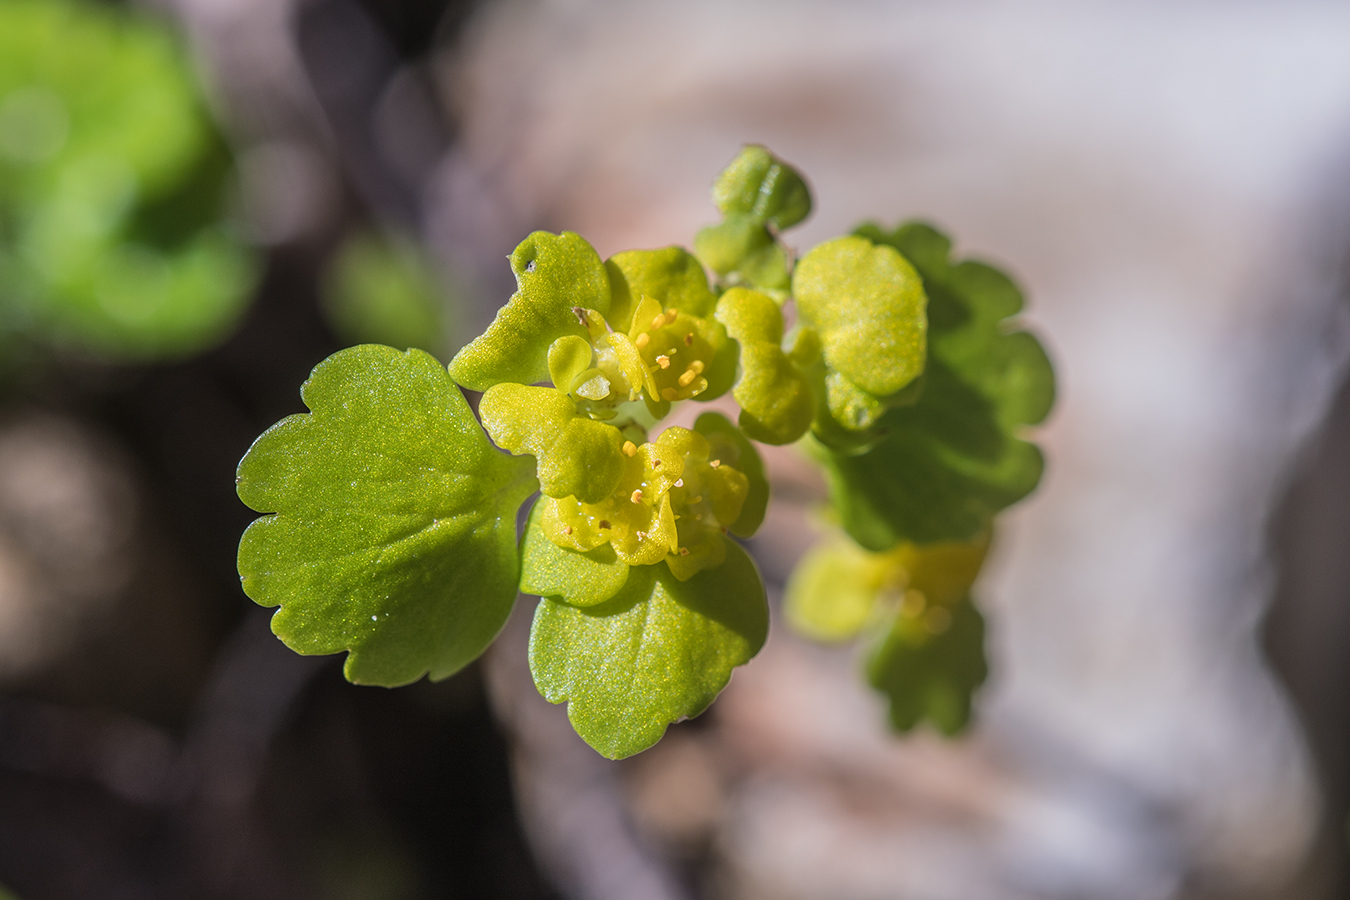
[
  {"left": 528, "top": 542, "right": 768, "bottom": 759},
  {"left": 237, "top": 345, "right": 537, "bottom": 686},
  {"left": 820, "top": 222, "right": 1055, "bottom": 548},
  {"left": 866, "top": 595, "right": 987, "bottom": 735},
  {"left": 448, "top": 231, "right": 609, "bottom": 390}
]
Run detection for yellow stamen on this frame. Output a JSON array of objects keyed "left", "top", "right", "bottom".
[
  {"left": 688, "top": 359, "right": 705, "bottom": 375},
  {"left": 635, "top": 333, "right": 650, "bottom": 349},
  {"left": 678, "top": 370, "right": 696, "bottom": 387},
  {"left": 661, "top": 388, "right": 679, "bottom": 401},
  {"left": 656, "top": 355, "right": 671, "bottom": 369},
  {"left": 631, "top": 489, "right": 643, "bottom": 503},
  {"left": 664, "top": 309, "right": 678, "bottom": 323},
  {"left": 622, "top": 441, "right": 637, "bottom": 457},
  {"left": 674, "top": 478, "right": 683, "bottom": 488},
  {"left": 710, "top": 459, "right": 721, "bottom": 468},
  {"left": 652, "top": 314, "right": 666, "bottom": 329}
]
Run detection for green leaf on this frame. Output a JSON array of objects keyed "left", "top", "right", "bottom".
[
  {"left": 693, "top": 412, "right": 767, "bottom": 538},
  {"left": 478, "top": 382, "right": 624, "bottom": 503},
  {"left": 237, "top": 345, "right": 537, "bottom": 686},
  {"left": 694, "top": 214, "right": 790, "bottom": 293},
  {"left": 866, "top": 594, "right": 987, "bottom": 736},
  {"left": 715, "top": 286, "right": 814, "bottom": 445},
  {"left": 710, "top": 145, "right": 812, "bottom": 231},
  {"left": 528, "top": 542, "right": 768, "bottom": 758},
  {"left": 604, "top": 246, "right": 717, "bottom": 333},
  {"left": 519, "top": 500, "right": 629, "bottom": 607},
  {"left": 448, "top": 231, "right": 609, "bottom": 390},
  {"left": 0, "top": 0, "right": 258, "bottom": 360},
  {"left": 793, "top": 234, "right": 927, "bottom": 417},
  {"left": 818, "top": 222, "right": 1055, "bottom": 548},
  {"left": 321, "top": 230, "right": 449, "bottom": 356},
  {"left": 784, "top": 537, "right": 887, "bottom": 642}
]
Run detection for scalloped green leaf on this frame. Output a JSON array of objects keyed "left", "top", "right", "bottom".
[
  {"left": 866, "top": 594, "right": 987, "bottom": 736},
  {"left": 448, "top": 231, "right": 609, "bottom": 390},
  {"left": 715, "top": 286, "right": 813, "bottom": 445},
  {"left": 605, "top": 246, "right": 717, "bottom": 333},
  {"left": 528, "top": 542, "right": 768, "bottom": 759},
  {"left": 519, "top": 500, "right": 629, "bottom": 607},
  {"left": 711, "top": 145, "right": 812, "bottom": 231},
  {"left": 237, "top": 345, "right": 537, "bottom": 686},
  {"left": 478, "top": 382, "right": 624, "bottom": 503},
  {"left": 793, "top": 234, "right": 927, "bottom": 414},
  {"left": 693, "top": 412, "right": 767, "bottom": 538}
]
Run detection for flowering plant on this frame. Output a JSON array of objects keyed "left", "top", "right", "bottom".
[{"left": 236, "top": 147, "right": 1054, "bottom": 758}]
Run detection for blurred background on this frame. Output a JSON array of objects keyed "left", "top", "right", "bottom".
[{"left": 0, "top": 0, "right": 1349, "bottom": 898}]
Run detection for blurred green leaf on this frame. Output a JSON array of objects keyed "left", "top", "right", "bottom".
[
  {"left": 866, "top": 594, "right": 987, "bottom": 735},
  {"left": 322, "top": 231, "right": 450, "bottom": 356},
  {"left": 793, "top": 234, "right": 927, "bottom": 431},
  {"left": 818, "top": 222, "right": 1055, "bottom": 548},
  {"left": 237, "top": 345, "right": 537, "bottom": 686},
  {"left": 528, "top": 541, "right": 767, "bottom": 758},
  {"left": 0, "top": 0, "right": 257, "bottom": 360}
]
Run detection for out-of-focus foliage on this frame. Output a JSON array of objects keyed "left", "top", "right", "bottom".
[
  {"left": 0, "top": 0, "right": 256, "bottom": 361},
  {"left": 787, "top": 532, "right": 989, "bottom": 733},
  {"left": 815, "top": 222, "right": 1055, "bottom": 550},
  {"left": 322, "top": 230, "right": 452, "bottom": 357}
]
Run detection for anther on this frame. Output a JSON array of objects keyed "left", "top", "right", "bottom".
[
  {"left": 563, "top": 525, "right": 573, "bottom": 535},
  {"left": 684, "top": 333, "right": 694, "bottom": 346},
  {"left": 652, "top": 314, "right": 666, "bottom": 329},
  {"left": 656, "top": 355, "right": 671, "bottom": 369},
  {"left": 678, "top": 370, "right": 696, "bottom": 387},
  {"left": 652, "top": 459, "right": 662, "bottom": 467},
  {"left": 679, "top": 547, "right": 690, "bottom": 556},
  {"left": 599, "top": 520, "right": 611, "bottom": 529},
  {"left": 661, "top": 388, "right": 679, "bottom": 401},
  {"left": 710, "top": 459, "right": 721, "bottom": 468},
  {"left": 664, "top": 309, "right": 678, "bottom": 324},
  {"left": 631, "top": 489, "right": 643, "bottom": 503},
  {"left": 635, "top": 333, "right": 650, "bottom": 349},
  {"left": 622, "top": 441, "right": 637, "bottom": 457},
  {"left": 688, "top": 360, "right": 705, "bottom": 374},
  {"left": 691, "top": 495, "right": 702, "bottom": 504},
  {"left": 674, "top": 478, "right": 684, "bottom": 488},
  {"left": 636, "top": 530, "right": 647, "bottom": 540}
]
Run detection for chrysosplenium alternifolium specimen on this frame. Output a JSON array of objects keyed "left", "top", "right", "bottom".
[{"left": 236, "top": 147, "right": 1055, "bottom": 758}]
